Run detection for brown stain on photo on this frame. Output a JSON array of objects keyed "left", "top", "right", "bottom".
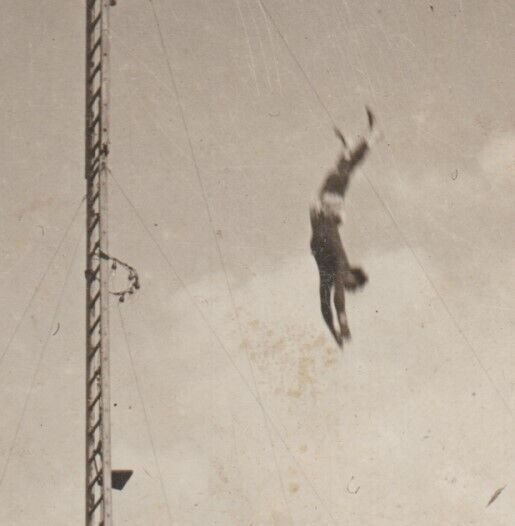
[
  {"left": 240, "top": 313, "right": 341, "bottom": 401},
  {"left": 287, "top": 355, "right": 316, "bottom": 399},
  {"left": 288, "top": 481, "right": 299, "bottom": 494}
]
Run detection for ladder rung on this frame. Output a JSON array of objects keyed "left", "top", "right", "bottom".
[
  {"left": 91, "top": 339, "right": 102, "bottom": 353},
  {"left": 90, "top": 139, "right": 101, "bottom": 156},
  {"left": 88, "top": 368, "right": 101, "bottom": 386},
  {"left": 88, "top": 441, "right": 103, "bottom": 464},
  {"left": 87, "top": 206, "right": 99, "bottom": 221},
  {"left": 86, "top": 165, "right": 100, "bottom": 182},
  {"left": 88, "top": 162, "right": 100, "bottom": 180},
  {"left": 88, "top": 496, "right": 103, "bottom": 515},
  {"left": 89, "top": 289, "right": 101, "bottom": 306},
  {"left": 89, "top": 190, "right": 100, "bottom": 204},
  {"left": 87, "top": 341, "right": 101, "bottom": 362},
  {"left": 88, "top": 451, "right": 100, "bottom": 466},
  {"left": 88, "top": 114, "right": 100, "bottom": 133},
  {"left": 88, "top": 214, "right": 100, "bottom": 234},
  {"left": 88, "top": 12, "right": 102, "bottom": 32},
  {"left": 88, "top": 391, "right": 102, "bottom": 412},
  {"left": 88, "top": 87, "right": 101, "bottom": 108},
  {"left": 88, "top": 62, "right": 102, "bottom": 84},
  {"left": 88, "top": 471, "right": 103, "bottom": 491},
  {"left": 88, "top": 240, "right": 100, "bottom": 258},
  {"left": 88, "top": 440, "right": 102, "bottom": 460},
  {"left": 89, "top": 316, "right": 101, "bottom": 334},
  {"left": 88, "top": 418, "right": 101, "bottom": 437},
  {"left": 90, "top": 154, "right": 100, "bottom": 168},
  {"left": 88, "top": 38, "right": 101, "bottom": 61}
]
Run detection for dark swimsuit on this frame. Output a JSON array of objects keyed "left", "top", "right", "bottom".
[{"left": 310, "top": 206, "right": 345, "bottom": 283}]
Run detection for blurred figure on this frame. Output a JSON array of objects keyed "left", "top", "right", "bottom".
[{"left": 310, "top": 107, "right": 380, "bottom": 346}]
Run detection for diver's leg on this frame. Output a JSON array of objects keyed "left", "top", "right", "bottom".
[
  {"left": 319, "top": 271, "right": 342, "bottom": 346},
  {"left": 334, "top": 268, "right": 351, "bottom": 340}
]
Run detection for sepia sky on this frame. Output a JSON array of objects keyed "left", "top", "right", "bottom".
[{"left": 1, "top": 1, "right": 514, "bottom": 524}]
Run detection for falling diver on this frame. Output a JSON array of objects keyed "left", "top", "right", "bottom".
[{"left": 310, "top": 106, "right": 381, "bottom": 347}]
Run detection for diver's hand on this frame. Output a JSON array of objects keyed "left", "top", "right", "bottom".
[{"left": 333, "top": 126, "right": 348, "bottom": 148}]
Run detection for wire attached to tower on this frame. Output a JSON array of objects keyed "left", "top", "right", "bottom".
[{"left": 99, "top": 250, "right": 141, "bottom": 302}]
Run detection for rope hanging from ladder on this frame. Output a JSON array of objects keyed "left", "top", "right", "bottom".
[{"left": 99, "top": 250, "right": 141, "bottom": 302}]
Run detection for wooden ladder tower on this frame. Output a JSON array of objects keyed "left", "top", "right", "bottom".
[{"left": 84, "top": 0, "right": 113, "bottom": 524}]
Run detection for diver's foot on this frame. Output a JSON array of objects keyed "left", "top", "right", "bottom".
[
  {"left": 340, "top": 324, "right": 351, "bottom": 340},
  {"left": 338, "top": 313, "right": 352, "bottom": 340}
]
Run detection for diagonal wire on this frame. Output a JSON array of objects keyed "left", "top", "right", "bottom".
[
  {"left": 338, "top": 0, "right": 515, "bottom": 420},
  {"left": 146, "top": 2, "right": 297, "bottom": 520},
  {"left": 260, "top": 0, "right": 515, "bottom": 420},
  {"left": 147, "top": 2, "right": 306, "bottom": 521},
  {"left": 0, "top": 197, "right": 85, "bottom": 366},
  {"left": 258, "top": 0, "right": 338, "bottom": 128},
  {"left": 111, "top": 174, "right": 338, "bottom": 524},
  {"left": 0, "top": 223, "right": 84, "bottom": 488},
  {"left": 116, "top": 302, "right": 174, "bottom": 525}
]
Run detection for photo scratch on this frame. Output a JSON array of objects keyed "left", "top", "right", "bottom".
[{"left": 235, "top": 0, "right": 260, "bottom": 96}]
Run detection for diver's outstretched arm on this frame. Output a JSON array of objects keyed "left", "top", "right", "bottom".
[
  {"left": 365, "top": 106, "right": 384, "bottom": 147},
  {"left": 346, "top": 138, "right": 370, "bottom": 168},
  {"left": 366, "top": 106, "right": 375, "bottom": 130},
  {"left": 334, "top": 106, "right": 379, "bottom": 173},
  {"left": 334, "top": 126, "right": 348, "bottom": 148}
]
